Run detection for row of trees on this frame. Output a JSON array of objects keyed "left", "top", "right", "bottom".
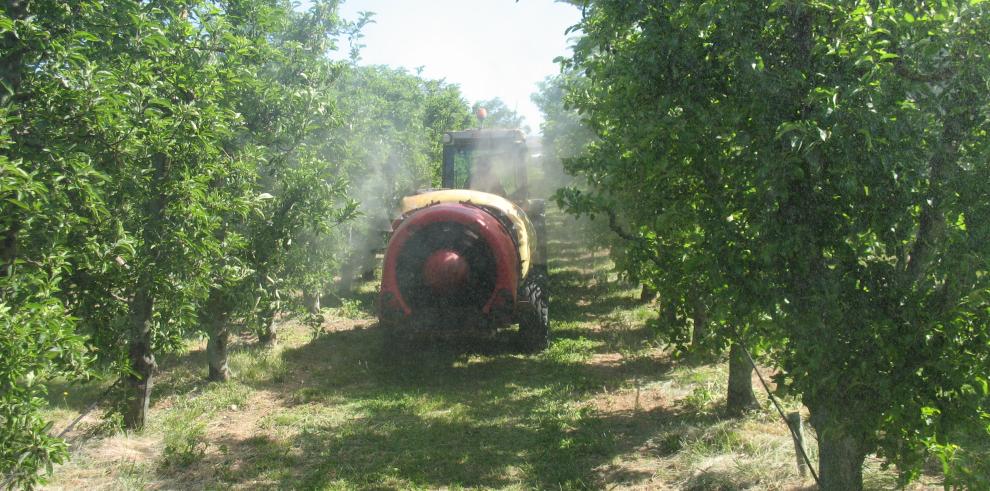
[
  {"left": 0, "top": 0, "right": 519, "bottom": 487},
  {"left": 538, "top": 1, "right": 989, "bottom": 490}
]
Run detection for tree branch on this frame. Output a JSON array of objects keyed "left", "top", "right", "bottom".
[
  {"left": 905, "top": 109, "right": 972, "bottom": 282},
  {"left": 892, "top": 58, "right": 953, "bottom": 83},
  {"left": 0, "top": 222, "right": 19, "bottom": 282},
  {"left": 602, "top": 206, "right": 663, "bottom": 269}
]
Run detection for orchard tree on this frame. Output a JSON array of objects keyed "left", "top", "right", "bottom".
[
  {"left": 213, "top": 0, "right": 357, "bottom": 350},
  {"left": 75, "top": 1, "right": 261, "bottom": 428},
  {"left": 540, "top": 66, "right": 757, "bottom": 399},
  {"left": 172, "top": 0, "right": 362, "bottom": 378},
  {"left": 532, "top": 72, "right": 595, "bottom": 167},
  {"left": 0, "top": 124, "right": 95, "bottom": 489},
  {"left": 559, "top": 1, "right": 990, "bottom": 489},
  {"left": 5, "top": 0, "right": 296, "bottom": 429},
  {"left": 2, "top": 0, "right": 122, "bottom": 485},
  {"left": 332, "top": 64, "right": 472, "bottom": 292},
  {"left": 532, "top": 72, "right": 595, "bottom": 197},
  {"left": 0, "top": 0, "right": 362, "bottom": 482},
  {"left": 0, "top": 61, "right": 96, "bottom": 491}
]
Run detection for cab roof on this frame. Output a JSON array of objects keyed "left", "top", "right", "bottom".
[{"left": 443, "top": 129, "right": 526, "bottom": 146}]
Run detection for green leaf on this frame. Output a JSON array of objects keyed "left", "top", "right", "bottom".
[{"left": 72, "top": 31, "right": 100, "bottom": 42}]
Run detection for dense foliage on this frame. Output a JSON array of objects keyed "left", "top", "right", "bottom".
[
  {"left": 552, "top": 1, "right": 990, "bottom": 489},
  {"left": 332, "top": 64, "right": 472, "bottom": 292},
  {"left": 532, "top": 72, "right": 594, "bottom": 166},
  {"left": 0, "top": 0, "right": 475, "bottom": 487},
  {"left": 473, "top": 97, "right": 529, "bottom": 133}
]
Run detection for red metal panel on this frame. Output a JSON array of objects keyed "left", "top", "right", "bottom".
[{"left": 380, "top": 203, "right": 519, "bottom": 319}]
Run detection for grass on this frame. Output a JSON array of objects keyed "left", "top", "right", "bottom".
[{"left": 38, "top": 213, "right": 951, "bottom": 490}]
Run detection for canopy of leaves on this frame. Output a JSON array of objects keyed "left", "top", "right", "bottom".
[
  {"left": 557, "top": 0, "right": 990, "bottom": 486},
  {"left": 0, "top": 0, "right": 481, "bottom": 484},
  {"left": 473, "top": 97, "right": 529, "bottom": 133}
]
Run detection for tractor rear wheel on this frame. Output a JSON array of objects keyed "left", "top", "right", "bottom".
[{"left": 518, "top": 268, "right": 550, "bottom": 352}]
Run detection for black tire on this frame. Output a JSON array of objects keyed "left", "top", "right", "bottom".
[{"left": 517, "top": 268, "right": 550, "bottom": 352}]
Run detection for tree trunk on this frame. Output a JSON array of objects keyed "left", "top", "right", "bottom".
[
  {"left": 258, "top": 305, "right": 277, "bottom": 348},
  {"left": 0, "top": 0, "right": 28, "bottom": 109},
  {"left": 205, "top": 289, "right": 231, "bottom": 382},
  {"left": 337, "top": 260, "right": 355, "bottom": 294},
  {"left": 726, "top": 341, "right": 759, "bottom": 416},
  {"left": 809, "top": 402, "right": 869, "bottom": 491},
  {"left": 0, "top": 222, "right": 17, "bottom": 282},
  {"left": 690, "top": 299, "right": 709, "bottom": 347},
  {"left": 123, "top": 152, "right": 167, "bottom": 430},
  {"left": 207, "top": 326, "right": 230, "bottom": 382},
  {"left": 303, "top": 289, "right": 321, "bottom": 314},
  {"left": 905, "top": 107, "right": 970, "bottom": 283},
  {"left": 0, "top": 0, "right": 27, "bottom": 284},
  {"left": 661, "top": 300, "right": 677, "bottom": 329},
  {"left": 124, "top": 286, "right": 156, "bottom": 429},
  {"left": 817, "top": 426, "right": 867, "bottom": 490},
  {"left": 639, "top": 284, "right": 656, "bottom": 303}
]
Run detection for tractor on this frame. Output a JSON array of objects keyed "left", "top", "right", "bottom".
[{"left": 378, "top": 127, "right": 550, "bottom": 351}]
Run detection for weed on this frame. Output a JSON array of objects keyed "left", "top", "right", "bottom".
[
  {"left": 291, "top": 387, "right": 325, "bottom": 404},
  {"left": 303, "top": 310, "right": 326, "bottom": 339},
  {"left": 334, "top": 298, "right": 368, "bottom": 319},
  {"left": 160, "top": 409, "right": 207, "bottom": 469},
  {"left": 655, "top": 431, "right": 684, "bottom": 456},
  {"left": 87, "top": 410, "right": 124, "bottom": 438},
  {"left": 200, "top": 381, "right": 250, "bottom": 412},
  {"left": 544, "top": 336, "right": 600, "bottom": 364},
  {"left": 229, "top": 346, "right": 288, "bottom": 384},
  {"left": 682, "top": 382, "right": 719, "bottom": 414}
]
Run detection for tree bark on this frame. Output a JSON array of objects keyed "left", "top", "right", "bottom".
[
  {"left": 0, "top": 0, "right": 29, "bottom": 285},
  {"left": 303, "top": 289, "right": 321, "bottom": 314},
  {"left": 258, "top": 305, "right": 277, "bottom": 348},
  {"left": 337, "top": 246, "right": 359, "bottom": 294},
  {"left": 207, "top": 326, "right": 230, "bottom": 382},
  {"left": 809, "top": 402, "right": 869, "bottom": 491},
  {"left": 817, "top": 425, "right": 867, "bottom": 491},
  {"left": 726, "top": 341, "right": 759, "bottom": 416},
  {"left": 660, "top": 299, "right": 678, "bottom": 329},
  {"left": 0, "top": 0, "right": 29, "bottom": 109},
  {"left": 0, "top": 222, "right": 17, "bottom": 283},
  {"left": 124, "top": 286, "right": 156, "bottom": 429},
  {"left": 905, "top": 108, "right": 971, "bottom": 283},
  {"left": 639, "top": 284, "right": 656, "bottom": 303},
  {"left": 689, "top": 298, "right": 709, "bottom": 347},
  {"left": 123, "top": 153, "right": 167, "bottom": 430},
  {"left": 205, "top": 289, "right": 231, "bottom": 382}
]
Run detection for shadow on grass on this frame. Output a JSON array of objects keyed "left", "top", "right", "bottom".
[
  {"left": 122, "top": 210, "right": 687, "bottom": 489},
  {"left": 550, "top": 270, "right": 653, "bottom": 337},
  {"left": 142, "top": 320, "right": 769, "bottom": 490},
  {"left": 44, "top": 377, "right": 118, "bottom": 414},
  {"left": 139, "top": 313, "right": 680, "bottom": 489}
]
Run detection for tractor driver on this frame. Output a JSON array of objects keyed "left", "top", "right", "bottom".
[{"left": 468, "top": 156, "right": 507, "bottom": 197}]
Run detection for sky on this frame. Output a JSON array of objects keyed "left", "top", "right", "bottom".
[{"left": 336, "top": 0, "right": 582, "bottom": 133}]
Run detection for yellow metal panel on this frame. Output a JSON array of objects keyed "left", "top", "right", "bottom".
[{"left": 400, "top": 190, "right": 535, "bottom": 279}]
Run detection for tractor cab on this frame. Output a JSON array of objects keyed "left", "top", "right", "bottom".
[{"left": 441, "top": 129, "right": 531, "bottom": 203}]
